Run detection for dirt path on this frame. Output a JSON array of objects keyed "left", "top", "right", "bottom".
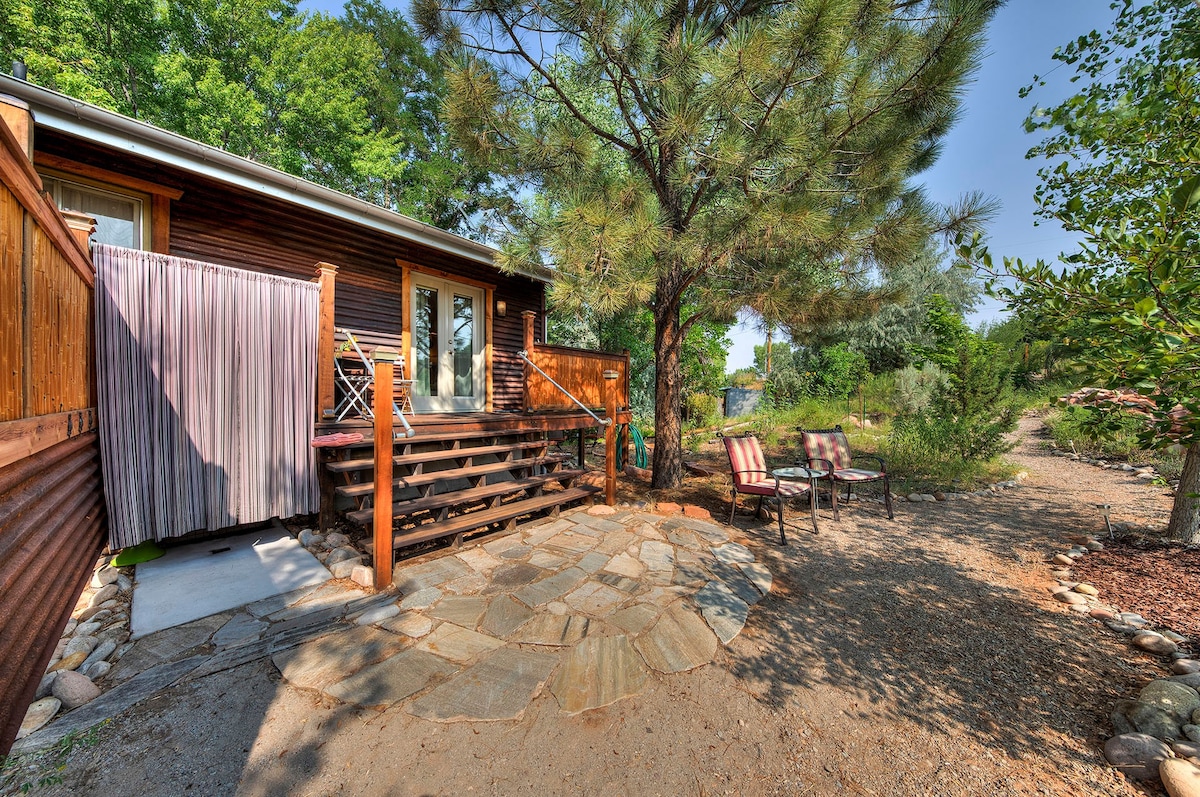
[{"left": 13, "top": 416, "right": 1181, "bottom": 796}]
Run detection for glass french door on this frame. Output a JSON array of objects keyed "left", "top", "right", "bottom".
[{"left": 411, "top": 277, "right": 485, "bottom": 412}]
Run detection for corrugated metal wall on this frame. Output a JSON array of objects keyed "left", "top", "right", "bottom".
[{"left": 0, "top": 107, "right": 106, "bottom": 757}]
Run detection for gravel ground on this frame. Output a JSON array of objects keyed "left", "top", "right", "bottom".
[{"left": 5, "top": 415, "right": 1184, "bottom": 796}]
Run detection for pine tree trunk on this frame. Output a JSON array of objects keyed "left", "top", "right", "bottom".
[
  {"left": 650, "top": 276, "right": 684, "bottom": 490},
  {"left": 1167, "top": 440, "right": 1200, "bottom": 543}
]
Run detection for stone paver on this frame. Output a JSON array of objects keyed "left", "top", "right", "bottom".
[
  {"left": 212, "top": 613, "right": 267, "bottom": 647},
  {"left": 428, "top": 595, "right": 489, "bottom": 628},
  {"left": 551, "top": 635, "right": 648, "bottom": 713},
  {"left": 380, "top": 612, "right": 434, "bottom": 639},
  {"left": 634, "top": 602, "right": 718, "bottom": 673},
  {"left": 639, "top": 540, "right": 676, "bottom": 571},
  {"left": 693, "top": 581, "right": 749, "bottom": 644},
  {"left": 711, "top": 542, "right": 755, "bottom": 565},
  {"left": 272, "top": 626, "right": 408, "bottom": 692},
  {"left": 325, "top": 649, "right": 458, "bottom": 709},
  {"left": 399, "top": 587, "right": 443, "bottom": 611},
  {"left": 511, "top": 614, "right": 592, "bottom": 646},
  {"left": 563, "top": 581, "right": 629, "bottom": 617},
  {"left": 480, "top": 595, "right": 534, "bottom": 637},
  {"left": 394, "top": 557, "right": 472, "bottom": 593},
  {"left": 602, "top": 553, "right": 645, "bottom": 579},
  {"left": 407, "top": 647, "right": 558, "bottom": 722},
  {"left": 736, "top": 562, "right": 772, "bottom": 596},
  {"left": 609, "top": 603, "right": 661, "bottom": 635},
  {"left": 514, "top": 567, "right": 588, "bottom": 607},
  {"left": 415, "top": 623, "right": 504, "bottom": 663}
]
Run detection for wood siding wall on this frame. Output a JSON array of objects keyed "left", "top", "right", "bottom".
[
  {"left": 34, "top": 132, "right": 546, "bottom": 413},
  {"left": 0, "top": 115, "right": 105, "bottom": 758}
]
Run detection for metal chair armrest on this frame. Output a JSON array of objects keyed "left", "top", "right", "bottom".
[
  {"left": 850, "top": 453, "right": 887, "bottom": 473},
  {"left": 801, "top": 457, "right": 835, "bottom": 475}
]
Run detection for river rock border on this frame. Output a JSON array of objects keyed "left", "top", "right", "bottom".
[
  {"left": 1046, "top": 445, "right": 1179, "bottom": 490},
  {"left": 17, "top": 560, "right": 135, "bottom": 741},
  {"left": 1043, "top": 535, "right": 1200, "bottom": 793}
]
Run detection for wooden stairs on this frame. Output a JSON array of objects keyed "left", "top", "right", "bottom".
[{"left": 320, "top": 427, "right": 601, "bottom": 551}]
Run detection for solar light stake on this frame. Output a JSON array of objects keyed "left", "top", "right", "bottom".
[{"left": 1098, "top": 504, "right": 1113, "bottom": 538}]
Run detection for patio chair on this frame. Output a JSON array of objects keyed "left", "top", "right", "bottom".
[
  {"left": 798, "top": 425, "right": 894, "bottom": 521},
  {"left": 722, "top": 433, "right": 819, "bottom": 544}
]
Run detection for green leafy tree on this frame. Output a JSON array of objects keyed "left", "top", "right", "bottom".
[
  {"left": 890, "top": 296, "right": 1016, "bottom": 464},
  {"left": 417, "top": 0, "right": 1001, "bottom": 487},
  {"left": 964, "top": 0, "right": 1200, "bottom": 541},
  {"left": 1, "top": 0, "right": 493, "bottom": 232},
  {"left": 806, "top": 245, "right": 980, "bottom": 372}
]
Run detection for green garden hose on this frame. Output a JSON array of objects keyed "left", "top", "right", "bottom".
[{"left": 617, "top": 424, "right": 648, "bottom": 470}]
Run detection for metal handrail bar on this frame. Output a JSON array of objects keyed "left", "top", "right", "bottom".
[{"left": 518, "top": 349, "right": 611, "bottom": 426}]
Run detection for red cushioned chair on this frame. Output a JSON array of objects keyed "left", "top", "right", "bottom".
[
  {"left": 799, "top": 425, "right": 894, "bottom": 521},
  {"left": 722, "top": 433, "right": 819, "bottom": 543}
]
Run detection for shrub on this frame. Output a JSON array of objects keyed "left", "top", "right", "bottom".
[
  {"left": 683, "top": 392, "right": 719, "bottom": 426},
  {"left": 1043, "top": 404, "right": 1146, "bottom": 459},
  {"left": 893, "top": 363, "right": 948, "bottom": 414}
]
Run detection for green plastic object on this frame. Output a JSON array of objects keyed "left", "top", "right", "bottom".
[
  {"left": 617, "top": 424, "right": 648, "bottom": 470},
  {"left": 111, "top": 540, "right": 165, "bottom": 566}
]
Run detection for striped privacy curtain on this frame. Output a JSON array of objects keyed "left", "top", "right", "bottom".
[{"left": 94, "top": 244, "right": 320, "bottom": 549}]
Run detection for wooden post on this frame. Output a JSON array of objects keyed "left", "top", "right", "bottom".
[
  {"left": 0, "top": 95, "right": 34, "bottom": 161},
  {"left": 522, "top": 310, "right": 536, "bottom": 412},
  {"left": 314, "top": 262, "right": 338, "bottom": 421},
  {"left": 372, "top": 346, "right": 398, "bottom": 589},
  {"left": 603, "top": 369, "right": 619, "bottom": 506},
  {"left": 59, "top": 210, "right": 95, "bottom": 255}
]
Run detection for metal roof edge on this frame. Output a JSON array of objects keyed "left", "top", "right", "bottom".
[{"left": 0, "top": 76, "right": 552, "bottom": 283}]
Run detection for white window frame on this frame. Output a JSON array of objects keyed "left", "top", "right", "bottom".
[{"left": 40, "top": 170, "right": 150, "bottom": 250}]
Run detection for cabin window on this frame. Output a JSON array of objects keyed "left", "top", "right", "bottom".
[{"left": 41, "top": 175, "right": 147, "bottom": 249}]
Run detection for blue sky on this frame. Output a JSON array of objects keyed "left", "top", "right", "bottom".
[{"left": 303, "top": 0, "right": 1119, "bottom": 371}]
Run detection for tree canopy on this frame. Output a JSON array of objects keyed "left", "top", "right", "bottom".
[
  {"left": 1, "top": 0, "right": 491, "bottom": 231},
  {"left": 964, "top": 0, "right": 1200, "bottom": 541},
  {"left": 417, "top": 0, "right": 1002, "bottom": 487}
]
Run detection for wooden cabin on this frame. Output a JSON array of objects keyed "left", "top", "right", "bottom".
[{"left": 0, "top": 76, "right": 631, "bottom": 582}]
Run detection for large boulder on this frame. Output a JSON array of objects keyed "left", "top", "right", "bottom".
[
  {"left": 1141, "top": 680, "right": 1200, "bottom": 724},
  {"left": 1161, "top": 758, "right": 1200, "bottom": 797},
  {"left": 1113, "top": 699, "right": 1185, "bottom": 741},
  {"left": 1104, "top": 733, "right": 1174, "bottom": 782},
  {"left": 51, "top": 670, "right": 101, "bottom": 710}
]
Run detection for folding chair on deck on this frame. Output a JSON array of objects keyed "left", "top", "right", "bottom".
[{"left": 333, "top": 329, "right": 415, "bottom": 436}]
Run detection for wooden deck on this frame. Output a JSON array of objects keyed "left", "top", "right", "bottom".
[{"left": 315, "top": 409, "right": 632, "bottom": 570}]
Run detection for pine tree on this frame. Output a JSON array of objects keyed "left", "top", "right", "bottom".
[{"left": 417, "top": 0, "right": 1001, "bottom": 487}]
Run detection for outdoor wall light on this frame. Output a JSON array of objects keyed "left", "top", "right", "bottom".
[
  {"left": 602, "top": 370, "right": 619, "bottom": 380},
  {"left": 496, "top": 299, "right": 507, "bottom": 317}
]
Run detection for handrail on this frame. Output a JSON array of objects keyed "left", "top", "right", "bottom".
[{"left": 518, "top": 350, "right": 611, "bottom": 426}]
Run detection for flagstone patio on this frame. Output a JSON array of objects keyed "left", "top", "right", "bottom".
[
  {"left": 15, "top": 505, "right": 777, "bottom": 754},
  {"left": 269, "top": 506, "right": 773, "bottom": 720}
]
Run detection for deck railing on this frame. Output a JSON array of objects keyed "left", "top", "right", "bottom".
[{"left": 521, "top": 311, "right": 630, "bottom": 415}]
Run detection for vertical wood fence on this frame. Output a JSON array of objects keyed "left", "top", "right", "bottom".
[{"left": 0, "top": 102, "right": 106, "bottom": 757}]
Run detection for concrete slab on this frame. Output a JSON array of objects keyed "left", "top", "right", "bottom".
[{"left": 131, "top": 528, "right": 330, "bottom": 638}]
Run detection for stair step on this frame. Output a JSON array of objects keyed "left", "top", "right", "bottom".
[
  {"left": 390, "top": 486, "right": 602, "bottom": 550},
  {"left": 319, "top": 427, "right": 552, "bottom": 451},
  {"left": 334, "top": 454, "right": 573, "bottom": 499},
  {"left": 345, "top": 469, "right": 586, "bottom": 524},
  {"left": 327, "top": 440, "right": 556, "bottom": 474}
]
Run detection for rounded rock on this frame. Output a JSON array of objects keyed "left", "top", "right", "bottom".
[
  {"left": 1085, "top": 540, "right": 1105, "bottom": 551},
  {"left": 89, "top": 583, "right": 119, "bottom": 607},
  {"left": 1074, "top": 583, "right": 1100, "bottom": 596},
  {"left": 1140, "top": 680, "right": 1200, "bottom": 722},
  {"left": 1175, "top": 661, "right": 1200, "bottom": 676},
  {"left": 1052, "top": 554, "right": 1075, "bottom": 566},
  {"left": 1055, "top": 590, "right": 1087, "bottom": 605},
  {"left": 82, "top": 660, "right": 111, "bottom": 680},
  {"left": 1186, "top": 725, "right": 1200, "bottom": 744},
  {"left": 1160, "top": 758, "right": 1200, "bottom": 797},
  {"left": 52, "top": 670, "right": 101, "bottom": 710},
  {"left": 17, "top": 697, "right": 61, "bottom": 740},
  {"left": 1134, "top": 632, "right": 1180, "bottom": 655},
  {"left": 49, "top": 650, "right": 88, "bottom": 673},
  {"left": 1104, "top": 733, "right": 1173, "bottom": 781}
]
